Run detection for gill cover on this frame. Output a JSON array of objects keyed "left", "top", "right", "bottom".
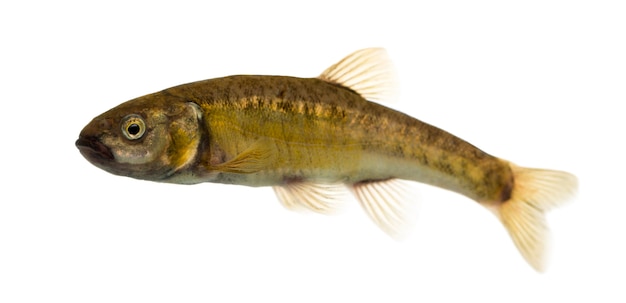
[{"left": 77, "top": 93, "right": 203, "bottom": 181}]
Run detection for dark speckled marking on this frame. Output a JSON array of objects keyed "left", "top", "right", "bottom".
[
  {"left": 163, "top": 75, "right": 514, "bottom": 202},
  {"left": 500, "top": 176, "right": 514, "bottom": 202}
]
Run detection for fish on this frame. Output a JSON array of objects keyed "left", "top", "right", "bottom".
[{"left": 76, "top": 48, "right": 577, "bottom": 271}]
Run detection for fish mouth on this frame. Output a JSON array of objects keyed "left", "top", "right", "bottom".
[{"left": 75, "top": 136, "right": 114, "bottom": 162}]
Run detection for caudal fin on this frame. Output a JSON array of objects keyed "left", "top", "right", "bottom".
[{"left": 498, "top": 164, "right": 577, "bottom": 272}]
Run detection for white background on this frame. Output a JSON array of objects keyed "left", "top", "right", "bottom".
[{"left": 1, "top": 1, "right": 624, "bottom": 302}]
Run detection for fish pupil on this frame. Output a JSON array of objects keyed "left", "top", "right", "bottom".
[{"left": 128, "top": 124, "right": 141, "bottom": 135}]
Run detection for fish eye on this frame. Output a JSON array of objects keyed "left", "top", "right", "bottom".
[{"left": 121, "top": 115, "right": 146, "bottom": 140}]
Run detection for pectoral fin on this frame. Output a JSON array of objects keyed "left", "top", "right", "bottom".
[
  {"left": 350, "top": 179, "right": 418, "bottom": 240},
  {"left": 212, "top": 139, "right": 275, "bottom": 174}
]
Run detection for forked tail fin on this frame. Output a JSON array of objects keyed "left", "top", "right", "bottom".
[{"left": 498, "top": 163, "right": 578, "bottom": 271}]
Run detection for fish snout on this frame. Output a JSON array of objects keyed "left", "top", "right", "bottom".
[{"left": 76, "top": 135, "right": 114, "bottom": 162}]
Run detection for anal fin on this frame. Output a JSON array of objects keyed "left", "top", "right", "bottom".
[{"left": 350, "top": 179, "right": 418, "bottom": 240}]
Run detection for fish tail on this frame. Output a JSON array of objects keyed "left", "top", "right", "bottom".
[{"left": 495, "top": 163, "right": 577, "bottom": 271}]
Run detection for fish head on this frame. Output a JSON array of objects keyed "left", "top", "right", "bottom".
[{"left": 76, "top": 92, "right": 203, "bottom": 181}]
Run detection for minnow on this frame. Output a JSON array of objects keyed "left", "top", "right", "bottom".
[{"left": 76, "top": 48, "right": 577, "bottom": 271}]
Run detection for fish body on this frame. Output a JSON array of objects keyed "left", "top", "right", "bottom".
[{"left": 77, "top": 49, "right": 577, "bottom": 271}]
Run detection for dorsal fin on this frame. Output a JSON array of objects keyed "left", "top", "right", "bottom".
[{"left": 318, "top": 48, "right": 398, "bottom": 103}]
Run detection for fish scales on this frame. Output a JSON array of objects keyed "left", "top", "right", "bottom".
[
  {"left": 77, "top": 48, "right": 577, "bottom": 271},
  {"left": 165, "top": 75, "right": 512, "bottom": 202}
]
